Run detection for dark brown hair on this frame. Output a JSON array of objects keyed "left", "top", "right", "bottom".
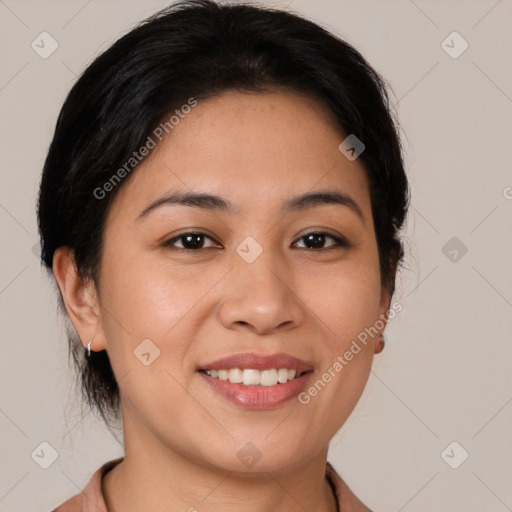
[{"left": 37, "top": 0, "right": 409, "bottom": 424}]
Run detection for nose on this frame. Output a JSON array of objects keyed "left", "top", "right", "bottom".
[{"left": 217, "top": 247, "right": 304, "bottom": 336}]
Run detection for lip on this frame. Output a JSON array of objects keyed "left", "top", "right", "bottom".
[
  {"left": 198, "top": 370, "right": 313, "bottom": 409},
  {"left": 197, "top": 352, "right": 314, "bottom": 373},
  {"left": 197, "top": 352, "right": 314, "bottom": 410}
]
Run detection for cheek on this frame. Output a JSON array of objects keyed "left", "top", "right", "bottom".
[
  {"left": 96, "top": 256, "right": 214, "bottom": 422},
  {"left": 96, "top": 240, "right": 211, "bottom": 374},
  {"left": 296, "top": 263, "right": 382, "bottom": 422},
  {"left": 299, "top": 252, "right": 383, "bottom": 345},
  {"left": 99, "top": 260, "right": 214, "bottom": 345}
]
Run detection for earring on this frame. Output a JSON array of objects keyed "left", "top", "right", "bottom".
[
  {"left": 375, "top": 334, "right": 386, "bottom": 354},
  {"left": 86, "top": 339, "right": 92, "bottom": 357}
]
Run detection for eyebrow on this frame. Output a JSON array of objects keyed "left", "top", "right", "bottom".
[{"left": 136, "top": 189, "right": 364, "bottom": 223}]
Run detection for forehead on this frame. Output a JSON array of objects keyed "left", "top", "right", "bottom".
[{"left": 107, "top": 90, "right": 371, "bottom": 221}]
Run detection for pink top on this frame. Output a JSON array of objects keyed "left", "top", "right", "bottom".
[{"left": 52, "top": 458, "right": 373, "bottom": 511}]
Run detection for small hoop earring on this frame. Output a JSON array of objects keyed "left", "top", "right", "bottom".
[{"left": 86, "top": 339, "right": 92, "bottom": 357}]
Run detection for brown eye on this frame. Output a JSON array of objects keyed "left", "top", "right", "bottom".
[
  {"left": 164, "top": 232, "right": 220, "bottom": 250},
  {"left": 293, "top": 232, "right": 348, "bottom": 250}
]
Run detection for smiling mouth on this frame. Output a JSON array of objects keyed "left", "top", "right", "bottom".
[{"left": 197, "top": 352, "right": 314, "bottom": 407}]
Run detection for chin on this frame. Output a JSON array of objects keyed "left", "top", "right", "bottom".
[{"left": 196, "top": 435, "right": 315, "bottom": 476}]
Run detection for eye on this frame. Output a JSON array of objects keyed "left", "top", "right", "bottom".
[
  {"left": 163, "top": 231, "right": 348, "bottom": 251},
  {"left": 163, "top": 232, "right": 221, "bottom": 250},
  {"left": 293, "top": 232, "right": 349, "bottom": 250}
]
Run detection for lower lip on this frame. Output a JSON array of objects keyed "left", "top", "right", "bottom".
[{"left": 198, "top": 371, "right": 312, "bottom": 409}]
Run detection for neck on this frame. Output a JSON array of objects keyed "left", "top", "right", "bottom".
[{"left": 102, "top": 414, "right": 338, "bottom": 512}]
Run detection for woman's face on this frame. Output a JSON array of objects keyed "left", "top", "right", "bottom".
[{"left": 88, "top": 90, "right": 391, "bottom": 473}]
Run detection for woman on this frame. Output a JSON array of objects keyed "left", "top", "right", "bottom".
[{"left": 37, "top": 0, "right": 409, "bottom": 510}]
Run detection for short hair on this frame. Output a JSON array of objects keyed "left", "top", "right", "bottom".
[{"left": 37, "top": 0, "right": 409, "bottom": 424}]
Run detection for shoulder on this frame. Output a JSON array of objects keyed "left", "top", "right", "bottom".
[
  {"left": 326, "top": 461, "right": 374, "bottom": 512},
  {"left": 51, "top": 457, "right": 124, "bottom": 512},
  {"left": 51, "top": 493, "right": 82, "bottom": 512}
]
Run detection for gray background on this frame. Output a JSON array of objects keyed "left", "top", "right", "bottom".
[{"left": 1, "top": 0, "right": 511, "bottom": 511}]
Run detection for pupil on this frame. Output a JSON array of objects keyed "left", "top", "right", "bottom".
[
  {"left": 184, "top": 234, "right": 203, "bottom": 249},
  {"left": 306, "top": 233, "right": 324, "bottom": 249}
]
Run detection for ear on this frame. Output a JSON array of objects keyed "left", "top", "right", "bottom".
[
  {"left": 52, "top": 247, "right": 107, "bottom": 353},
  {"left": 374, "top": 285, "right": 392, "bottom": 355}
]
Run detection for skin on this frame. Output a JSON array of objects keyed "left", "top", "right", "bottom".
[{"left": 53, "top": 89, "right": 391, "bottom": 512}]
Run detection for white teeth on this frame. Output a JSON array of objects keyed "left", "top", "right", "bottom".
[
  {"left": 203, "top": 368, "right": 304, "bottom": 385},
  {"left": 229, "top": 368, "right": 243, "bottom": 383},
  {"left": 260, "top": 369, "right": 278, "bottom": 386},
  {"left": 277, "top": 368, "right": 289, "bottom": 383},
  {"left": 242, "top": 369, "right": 260, "bottom": 386}
]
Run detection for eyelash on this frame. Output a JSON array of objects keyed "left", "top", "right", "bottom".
[{"left": 162, "top": 231, "right": 350, "bottom": 251}]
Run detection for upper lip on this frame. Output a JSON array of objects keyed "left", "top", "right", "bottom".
[{"left": 198, "top": 352, "right": 314, "bottom": 372}]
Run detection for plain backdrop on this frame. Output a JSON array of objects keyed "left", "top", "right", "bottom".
[{"left": 1, "top": 0, "right": 511, "bottom": 511}]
